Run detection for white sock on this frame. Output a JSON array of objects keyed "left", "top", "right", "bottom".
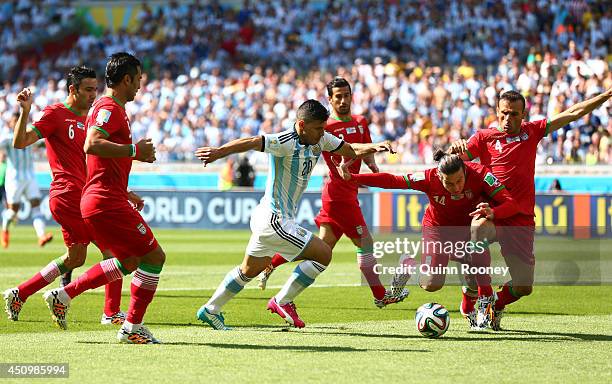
[
  {"left": 2, "top": 209, "right": 16, "bottom": 231},
  {"left": 32, "top": 206, "right": 46, "bottom": 237},
  {"left": 275, "top": 260, "right": 326, "bottom": 305},
  {"left": 205, "top": 266, "right": 252, "bottom": 314}
]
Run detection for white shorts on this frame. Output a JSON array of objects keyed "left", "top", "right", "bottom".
[
  {"left": 4, "top": 178, "right": 42, "bottom": 205},
  {"left": 245, "top": 205, "right": 313, "bottom": 261}
]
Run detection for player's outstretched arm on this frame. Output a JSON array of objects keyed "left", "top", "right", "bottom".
[
  {"left": 335, "top": 159, "right": 410, "bottom": 189},
  {"left": 13, "top": 88, "right": 41, "bottom": 149},
  {"left": 195, "top": 136, "right": 262, "bottom": 166},
  {"left": 334, "top": 140, "right": 395, "bottom": 158},
  {"left": 84, "top": 128, "right": 156, "bottom": 162},
  {"left": 547, "top": 87, "right": 612, "bottom": 133}
]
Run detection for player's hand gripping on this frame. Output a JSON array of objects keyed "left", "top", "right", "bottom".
[
  {"left": 333, "top": 157, "right": 355, "bottom": 181},
  {"left": 136, "top": 138, "right": 156, "bottom": 162},
  {"left": 127, "top": 190, "right": 145, "bottom": 211},
  {"left": 447, "top": 139, "right": 468, "bottom": 155},
  {"left": 16, "top": 88, "right": 34, "bottom": 109},
  {"left": 469, "top": 202, "right": 494, "bottom": 220},
  {"left": 194, "top": 146, "right": 222, "bottom": 166}
]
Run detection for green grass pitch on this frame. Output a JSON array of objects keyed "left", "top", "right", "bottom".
[{"left": 0, "top": 226, "right": 610, "bottom": 383}]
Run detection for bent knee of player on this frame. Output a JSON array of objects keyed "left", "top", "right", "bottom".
[
  {"left": 307, "top": 237, "right": 332, "bottom": 266},
  {"left": 513, "top": 285, "right": 533, "bottom": 297},
  {"left": 419, "top": 275, "right": 445, "bottom": 292},
  {"left": 65, "top": 244, "right": 88, "bottom": 268},
  {"left": 471, "top": 217, "right": 496, "bottom": 242}
]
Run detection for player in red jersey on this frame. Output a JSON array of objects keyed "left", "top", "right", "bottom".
[
  {"left": 3, "top": 66, "right": 125, "bottom": 325},
  {"left": 42, "top": 53, "right": 164, "bottom": 344},
  {"left": 450, "top": 88, "right": 612, "bottom": 330},
  {"left": 338, "top": 149, "right": 519, "bottom": 329},
  {"left": 257, "top": 77, "right": 404, "bottom": 307}
]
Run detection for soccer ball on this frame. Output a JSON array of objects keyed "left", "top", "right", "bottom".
[{"left": 415, "top": 303, "right": 450, "bottom": 338}]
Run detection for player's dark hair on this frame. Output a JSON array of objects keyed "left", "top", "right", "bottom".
[
  {"left": 497, "top": 90, "right": 525, "bottom": 111},
  {"left": 326, "top": 76, "right": 352, "bottom": 97},
  {"left": 105, "top": 52, "right": 141, "bottom": 88},
  {"left": 433, "top": 149, "right": 464, "bottom": 175},
  {"left": 66, "top": 65, "right": 96, "bottom": 93},
  {"left": 296, "top": 99, "right": 330, "bottom": 122}
]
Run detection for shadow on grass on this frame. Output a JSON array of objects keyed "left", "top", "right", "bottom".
[
  {"left": 299, "top": 329, "right": 607, "bottom": 342},
  {"left": 76, "top": 340, "right": 429, "bottom": 352},
  {"left": 499, "top": 329, "right": 612, "bottom": 342}
]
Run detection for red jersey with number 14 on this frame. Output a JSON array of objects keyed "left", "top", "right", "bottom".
[
  {"left": 321, "top": 115, "right": 372, "bottom": 202},
  {"left": 466, "top": 119, "right": 549, "bottom": 216},
  {"left": 31, "top": 102, "right": 87, "bottom": 200},
  {"left": 81, "top": 96, "right": 133, "bottom": 217}
]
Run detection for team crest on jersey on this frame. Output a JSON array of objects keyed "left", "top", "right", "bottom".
[
  {"left": 96, "top": 109, "right": 112, "bottom": 125},
  {"left": 346, "top": 127, "right": 356, "bottom": 134},
  {"left": 311, "top": 144, "right": 322, "bottom": 156},
  {"left": 296, "top": 227, "right": 307, "bottom": 238},
  {"left": 484, "top": 172, "right": 501, "bottom": 187},
  {"left": 356, "top": 225, "right": 364, "bottom": 235},
  {"left": 269, "top": 138, "right": 280, "bottom": 150},
  {"left": 76, "top": 122, "right": 85, "bottom": 130},
  {"left": 465, "top": 190, "right": 474, "bottom": 199},
  {"left": 137, "top": 223, "right": 147, "bottom": 235},
  {"left": 506, "top": 136, "right": 521, "bottom": 144},
  {"left": 520, "top": 133, "right": 529, "bottom": 141},
  {"left": 358, "top": 124, "right": 363, "bottom": 134},
  {"left": 410, "top": 172, "right": 425, "bottom": 182}
]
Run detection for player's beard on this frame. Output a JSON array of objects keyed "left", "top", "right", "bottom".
[{"left": 336, "top": 105, "right": 350, "bottom": 115}]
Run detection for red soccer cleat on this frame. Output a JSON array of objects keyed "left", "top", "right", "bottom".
[
  {"left": 38, "top": 233, "right": 53, "bottom": 247},
  {"left": 267, "top": 297, "right": 305, "bottom": 328}
]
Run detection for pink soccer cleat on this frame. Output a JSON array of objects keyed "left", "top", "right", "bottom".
[{"left": 266, "top": 297, "right": 305, "bottom": 328}]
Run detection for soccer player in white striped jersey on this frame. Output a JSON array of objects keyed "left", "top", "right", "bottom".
[
  {"left": 0, "top": 113, "right": 53, "bottom": 248},
  {"left": 194, "top": 100, "right": 393, "bottom": 329}
]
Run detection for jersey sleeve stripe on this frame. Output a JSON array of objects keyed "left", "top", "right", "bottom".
[
  {"left": 544, "top": 119, "right": 551, "bottom": 135},
  {"left": 466, "top": 149, "right": 474, "bottom": 160},
  {"left": 489, "top": 185, "right": 505, "bottom": 198},
  {"left": 403, "top": 175, "right": 411, "bottom": 188},
  {"left": 330, "top": 140, "right": 344, "bottom": 152},
  {"left": 30, "top": 125, "right": 43, "bottom": 139},
  {"left": 94, "top": 126, "right": 110, "bottom": 137}
]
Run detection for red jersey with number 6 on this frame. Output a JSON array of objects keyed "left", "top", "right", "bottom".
[
  {"left": 31, "top": 102, "right": 87, "bottom": 200},
  {"left": 466, "top": 119, "right": 548, "bottom": 216},
  {"left": 321, "top": 115, "right": 372, "bottom": 202},
  {"left": 81, "top": 96, "right": 133, "bottom": 218}
]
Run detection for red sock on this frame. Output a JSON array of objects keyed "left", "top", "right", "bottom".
[
  {"left": 64, "top": 259, "right": 124, "bottom": 299},
  {"left": 271, "top": 253, "right": 287, "bottom": 268},
  {"left": 461, "top": 289, "right": 477, "bottom": 314},
  {"left": 471, "top": 248, "right": 493, "bottom": 297},
  {"left": 126, "top": 267, "right": 160, "bottom": 324},
  {"left": 104, "top": 278, "right": 123, "bottom": 316},
  {"left": 358, "top": 253, "right": 385, "bottom": 300},
  {"left": 495, "top": 283, "right": 521, "bottom": 310},
  {"left": 18, "top": 258, "right": 65, "bottom": 301}
]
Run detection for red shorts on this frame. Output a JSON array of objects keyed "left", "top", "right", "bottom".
[
  {"left": 49, "top": 193, "right": 92, "bottom": 247},
  {"left": 420, "top": 226, "right": 471, "bottom": 268},
  {"left": 83, "top": 207, "right": 158, "bottom": 259},
  {"left": 495, "top": 214, "right": 535, "bottom": 265},
  {"left": 314, "top": 199, "right": 368, "bottom": 239}
]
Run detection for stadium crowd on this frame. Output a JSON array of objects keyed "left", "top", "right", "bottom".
[{"left": 0, "top": 0, "right": 610, "bottom": 164}]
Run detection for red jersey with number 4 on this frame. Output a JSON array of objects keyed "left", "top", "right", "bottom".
[
  {"left": 31, "top": 102, "right": 87, "bottom": 200},
  {"left": 466, "top": 119, "right": 548, "bottom": 216},
  {"left": 321, "top": 115, "right": 372, "bottom": 202},
  {"left": 81, "top": 96, "right": 133, "bottom": 217}
]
